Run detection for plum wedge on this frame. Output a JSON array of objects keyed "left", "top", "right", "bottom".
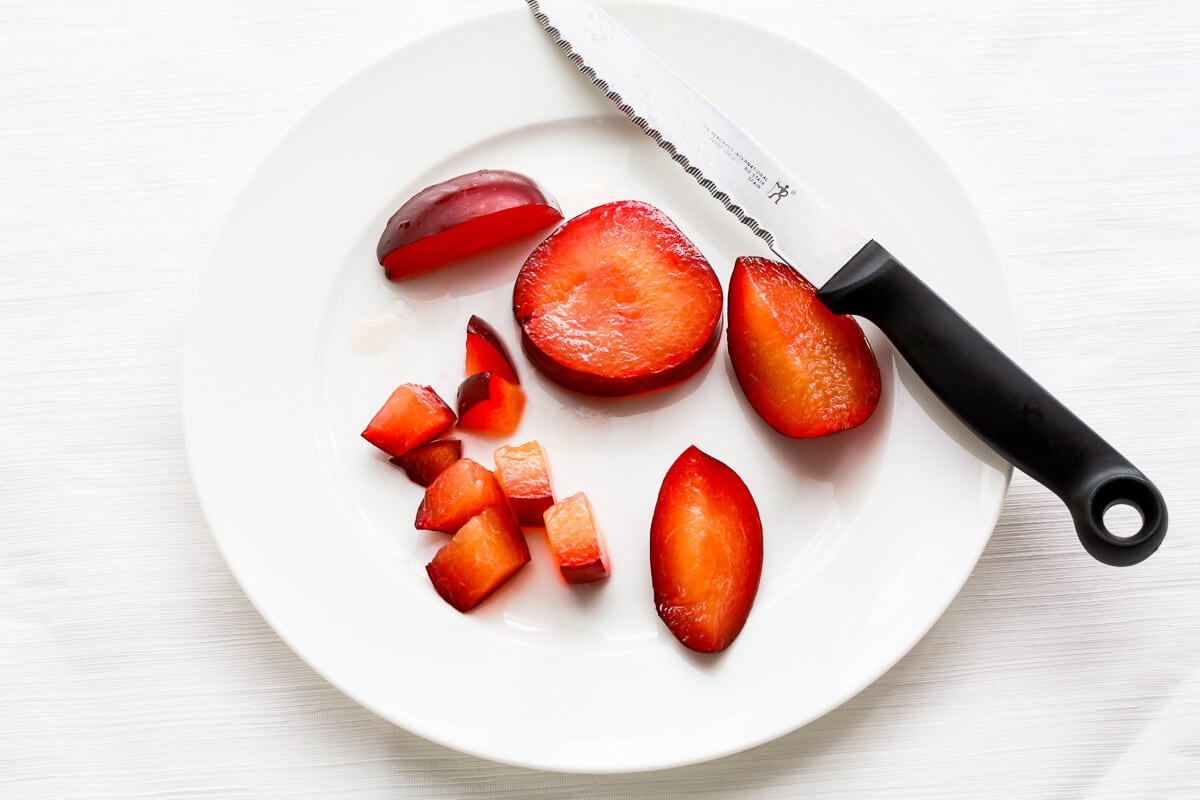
[
  {"left": 377, "top": 169, "right": 563, "bottom": 280},
  {"left": 456, "top": 372, "right": 526, "bottom": 437},
  {"left": 513, "top": 201, "right": 723, "bottom": 396},
  {"left": 426, "top": 506, "right": 531, "bottom": 612},
  {"left": 650, "top": 446, "right": 763, "bottom": 653},
  {"left": 415, "top": 457, "right": 508, "bottom": 534},
  {"left": 493, "top": 440, "right": 555, "bottom": 528},
  {"left": 361, "top": 384, "right": 456, "bottom": 458},
  {"left": 543, "top": 492, "right": 610, "bottom": 584},
  {"left": 728, "top": 256, "right": 881, "bottom": 438},
  {"left": 465, "top": 315, "right": 520, "bottom": 384},
  {"left": 389, "top": 438, "right": 462, "bottom": 487}
]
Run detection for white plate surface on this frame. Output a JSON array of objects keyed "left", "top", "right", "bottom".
[{"left": 184, "top": 3, "right": 1013, "bottom": 773}]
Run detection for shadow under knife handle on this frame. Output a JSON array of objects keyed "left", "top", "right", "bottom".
[{"left": 817, "top": 240, "right": 1166, "bottom": 566}]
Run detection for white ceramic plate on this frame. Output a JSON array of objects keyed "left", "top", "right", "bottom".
[{"left": 184, "top": 3, "right": 1014, "bottom": 773}]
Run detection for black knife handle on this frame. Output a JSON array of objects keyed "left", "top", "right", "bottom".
[{"left": 816, "top": 240, "right": 1166, "bottom": 566}]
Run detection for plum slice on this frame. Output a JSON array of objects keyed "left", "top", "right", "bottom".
[
  {"left": 512, "top": 201, "right": 723, "bottom": 396},
  {"left": 465, "top": 315, "right": 520, "bottom": 384},
  {"left": 493, "top": 440, "right": 554, "bottom": 527},
  {"left": 650, "top": 446, "right": 763, "bottom": 653},
  {"left": 377, "top": 169, "right": 563, "bottom": 280},
  {"left": 728, "top": 256, "right": 881, "bottom": 438},
  {"left": 361, "top": 383, "right": 456, "bottom": 458},
  {"left": 415, "top": 457, "right": 508, "bottom": 534},
  {"left": 542, "top": 492, "right": 610, "bottom": 584},
  {"left": 426, "top": 506, "right": 531, "bottom": 612},
  {"left": 455, "top": 372, "right": 525, "bottom": 437},
  {"left": 389, "top": 438, "right": 462, "bottom": 487}
]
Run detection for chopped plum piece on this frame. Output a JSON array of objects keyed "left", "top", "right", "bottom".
[
  {"left": 415, "top": 458, "right": 507, "bottom": 534},
  {"left": 361, "top": 383, "right": 455, "bottom": 458},
  {"left": 426, "top": 507, "right": 531, "bottom": 612},
  {"left": 543, "top": 492, "right": 610, "bottom": 584}
]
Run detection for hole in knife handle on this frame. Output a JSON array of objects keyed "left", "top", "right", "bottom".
[
  {"left": 1102, "top": 502, "right": 1143, "bottom": 540},
  {"left": 1089, "top": 475, "right": 1160, "bottom": 543}
]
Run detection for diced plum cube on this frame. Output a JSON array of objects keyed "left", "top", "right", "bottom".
[
  {"left": 493, "top": 440, "right": 555, "bottom": 527},
  {"left": 456, "top": 372, "right": 525, "bottom": 437},
  {"left": 426, "top": 507, "right": 531, "bottom": 612},
  {"left": 389, "top": 439, "right": 462, "bottom": 487},
  {"left": 361, "top": 384, "right": 455, "bottom": 458},
  {"left": 415, "top": 458, "right": 507, "bottom": 534},
  {"left": 542, "top": 492, "right": 610, "bottom": 585}
]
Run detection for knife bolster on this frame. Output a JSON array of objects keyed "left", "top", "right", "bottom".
[{"left": 814, "top": 239, "right": 896, "bottom": 317}]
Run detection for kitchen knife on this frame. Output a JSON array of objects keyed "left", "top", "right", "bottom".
[{"left": 527, "top": 0, "right": 1166, "bottom": 566}]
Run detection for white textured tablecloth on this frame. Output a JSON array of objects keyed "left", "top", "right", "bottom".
[{"left": 3, "top": 1, "right": 1198, "bottom": 796}]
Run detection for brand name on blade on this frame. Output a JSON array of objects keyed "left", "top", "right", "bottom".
[{"left": 704, "top": 126, "right": 788, "bottom": 203}]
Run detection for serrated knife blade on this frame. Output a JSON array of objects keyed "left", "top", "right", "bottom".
[
  {"left": 526, "top": 0, "right": 1166, "bottom": 566},
  {"left": 529, "top": 0, "right": 863, "bottom": 284}
]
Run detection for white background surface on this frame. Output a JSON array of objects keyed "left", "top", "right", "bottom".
[{"left": 2, "top": 0, "right": 1197, "bottom": 796}]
